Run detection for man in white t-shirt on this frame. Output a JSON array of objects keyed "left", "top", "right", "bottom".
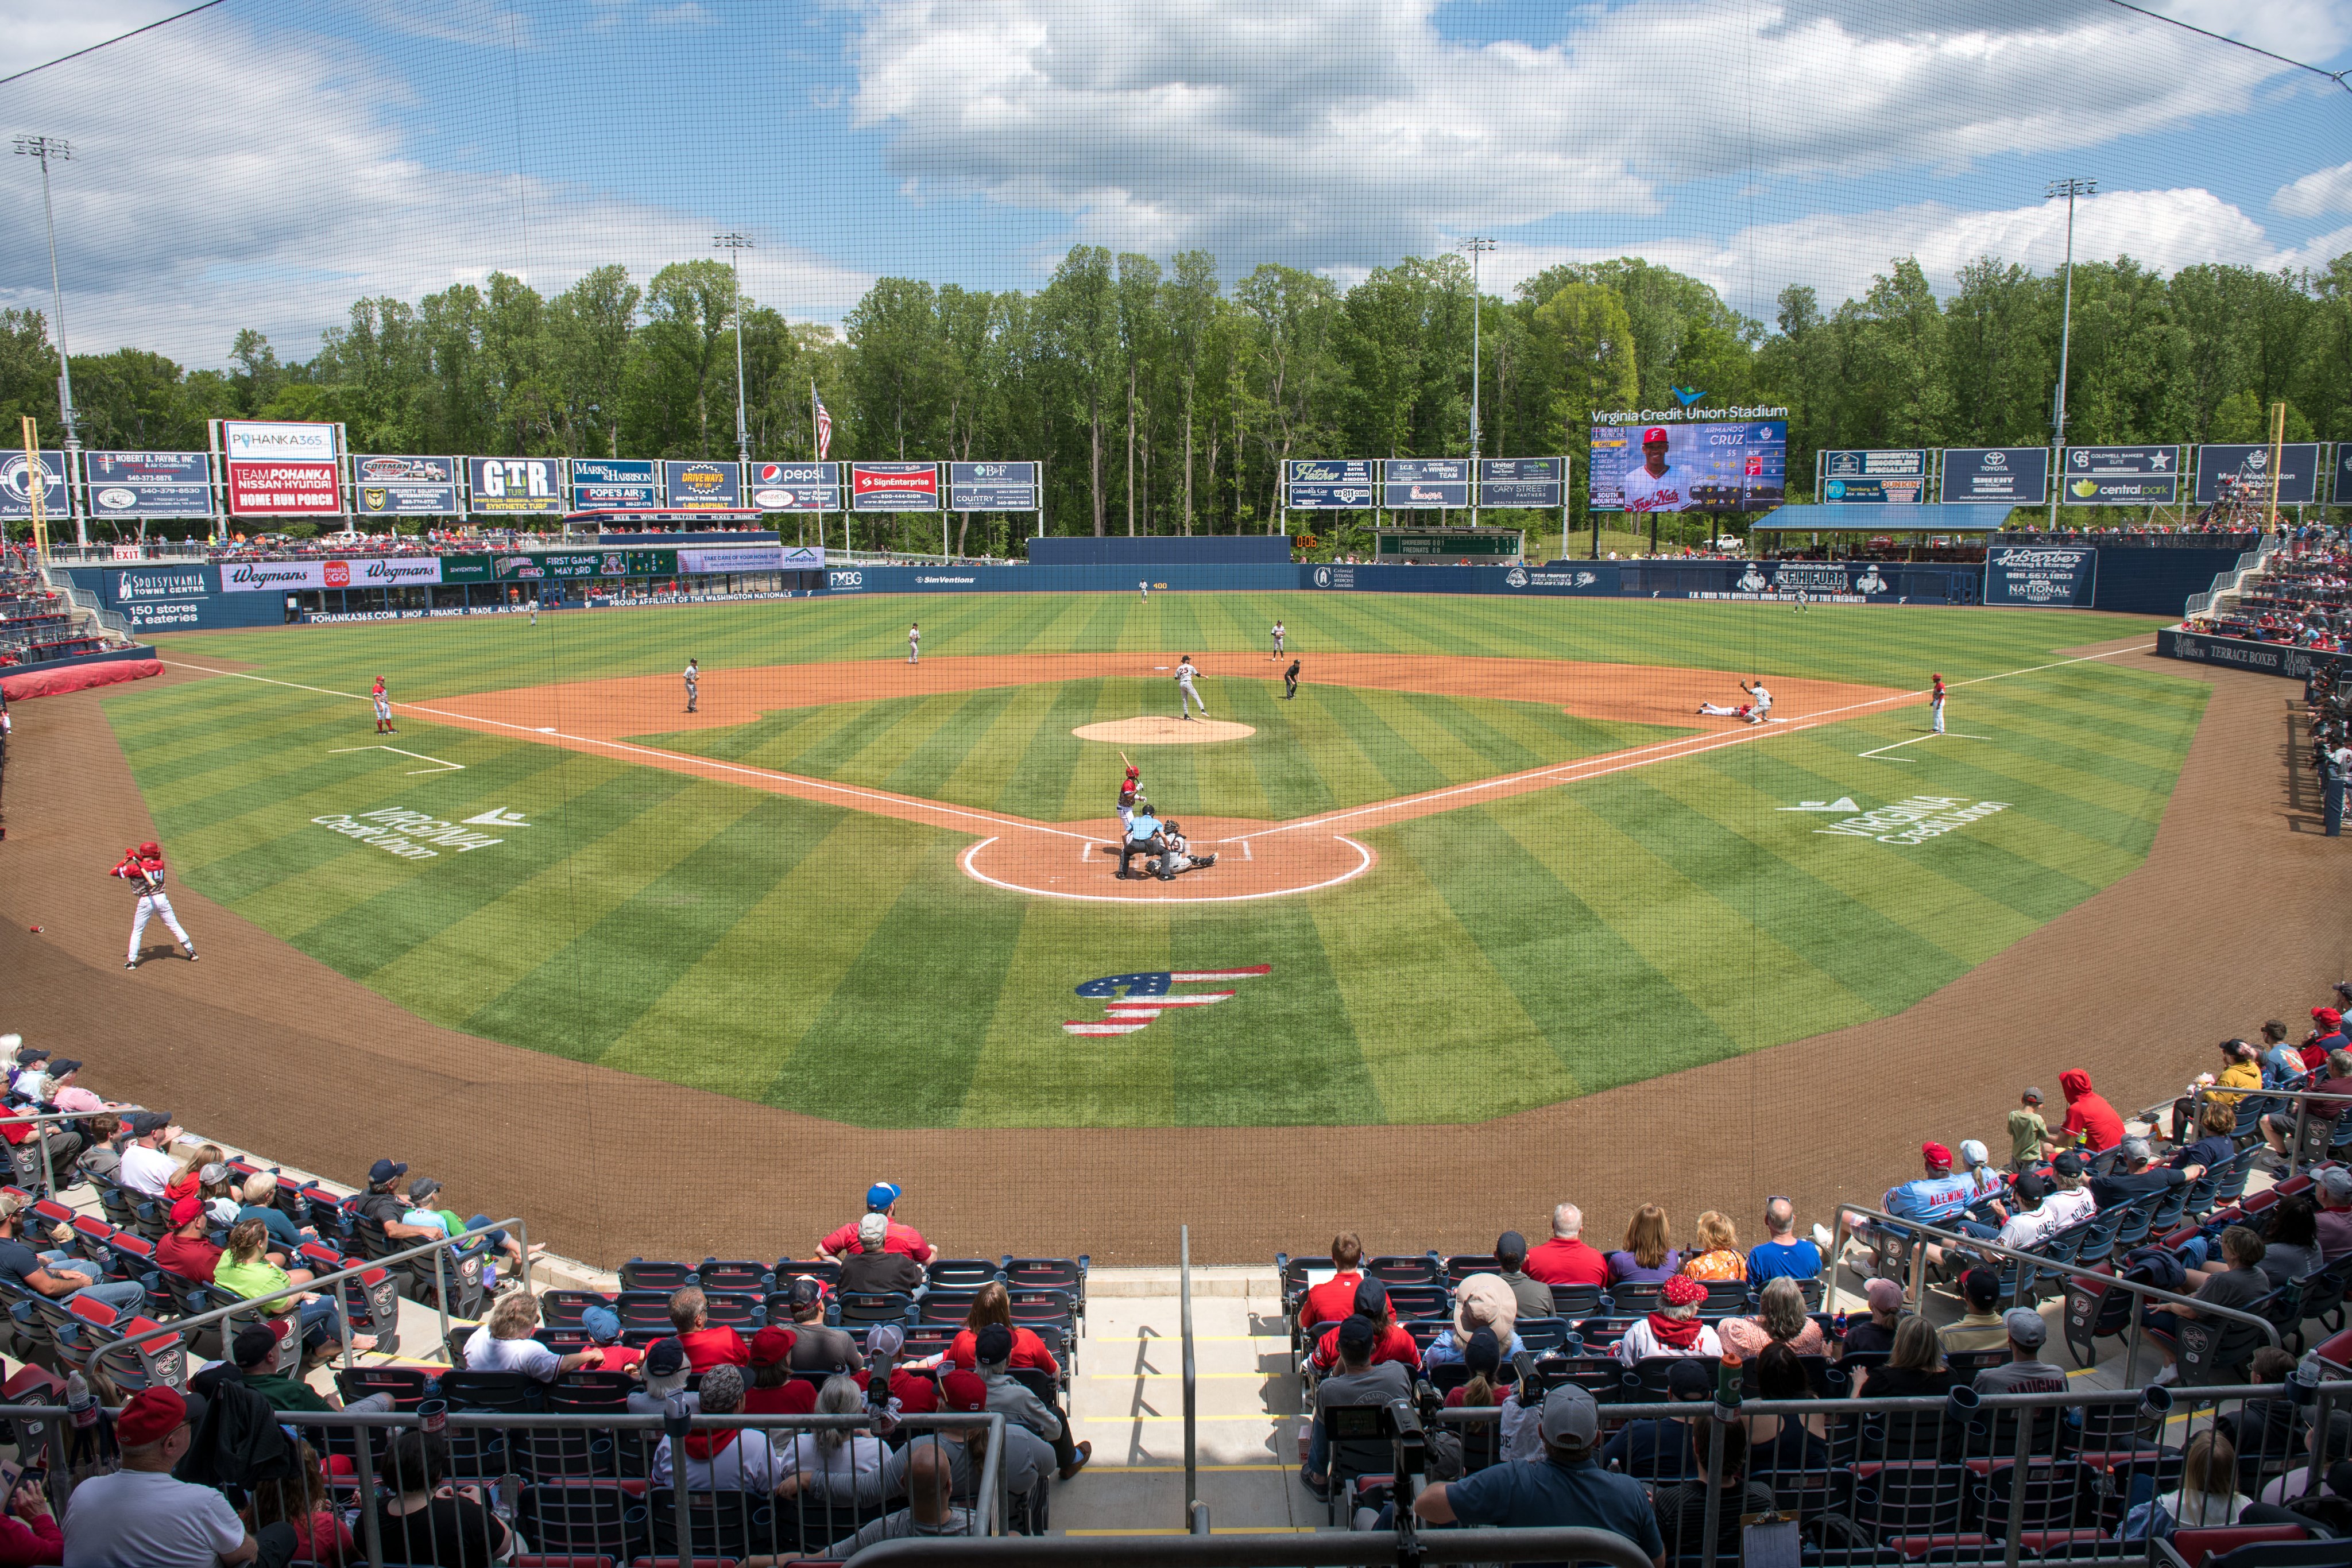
[
  {"left": 1618, "top": 427, "right": 1693, "bottom": 513},
  {"left": 465, "top": 1289, "right": 598, "bottom": 1381},
  {"left": 62, "top": 1385, "right": 260, "bottom": 1567},
  {"left": 115, "top": 1112, "right": 181, "bottom": 1200}
]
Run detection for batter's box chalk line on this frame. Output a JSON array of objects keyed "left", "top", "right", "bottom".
[{"left": 1064, "top": 967, "right": 1270, "bottom": 1037}]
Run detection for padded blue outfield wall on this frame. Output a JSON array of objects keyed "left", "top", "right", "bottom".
[
  {"left": 52, "top": 544, "right": 2232, "bottom": 626},
  {"left": 1028, "top": 535, "right": 1293, "bottom": 566}
]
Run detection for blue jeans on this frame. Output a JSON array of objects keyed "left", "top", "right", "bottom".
[
  {"left": 1952, "top": 1219, "right": 2001, "bottom": 1241},
  {"left": 38, "top": 1251, "right": 145, "bottom": 1317},
  {"left": 452, "top": 1215, "right": 508, "bottom": 1260},
  {"left": 294, "top": 1296, "right": 345, "bottom": 1353},
  {"left": 1306, "top": 1414, "right": 1330, "bottom": 1481}
]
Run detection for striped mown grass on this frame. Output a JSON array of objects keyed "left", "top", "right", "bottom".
[{"left": 107, "top": 596, "right": 2200, "bottom": 1126}]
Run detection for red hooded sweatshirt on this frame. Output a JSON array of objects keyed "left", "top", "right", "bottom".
[{"left": 2059, "top": 1070, "right": 2124, "bottom": 1152}]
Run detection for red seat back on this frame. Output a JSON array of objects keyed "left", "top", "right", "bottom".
[{"left": 2171, "top": 1525, "right": 2308, "bottom": 1568}]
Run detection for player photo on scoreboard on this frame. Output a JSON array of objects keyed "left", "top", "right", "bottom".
[{"left": 1588, "top": 420, "right": 1788, "bottom": 513}]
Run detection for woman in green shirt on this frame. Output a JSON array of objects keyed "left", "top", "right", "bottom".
[{"left": 211, "top": 1220, "right": 376, "bottom": 1362}]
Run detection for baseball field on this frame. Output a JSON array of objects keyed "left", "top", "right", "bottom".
[{"left": 104, "top": 591, "right": 2198, "bottom": 1130}]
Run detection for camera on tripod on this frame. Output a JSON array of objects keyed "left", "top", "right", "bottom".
[{"left": 1324, "top": 1396, "right": 1429, "bottom": 1482}]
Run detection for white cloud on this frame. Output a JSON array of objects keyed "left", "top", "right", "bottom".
[
  {"left": 846, "top": 0, "right": 2332, "bottom": 271},
  {"left": 0, "top": 6, "right": 871, "bottom": 368},
  {"left": 2277, "top": 162, "right": 2352, "bottom": 218},
  {"left": 1477, "top": 187, "right": 2304, "bottom": 318}
]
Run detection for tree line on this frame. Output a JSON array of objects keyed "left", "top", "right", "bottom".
[{"left": 3, "top": 246, "right": 2347, "bottom": 553}]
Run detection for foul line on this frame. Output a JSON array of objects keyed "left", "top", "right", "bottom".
[
  {"left": 328, "top": 745, "right": 464, "bottom": 775},
  {"left": 961, "top": 834, "right": 1375, "bottom": 904}
]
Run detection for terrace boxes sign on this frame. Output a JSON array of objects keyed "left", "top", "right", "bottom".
[{"left": 220, "top": 421, "right": 340, "bottom": 516}]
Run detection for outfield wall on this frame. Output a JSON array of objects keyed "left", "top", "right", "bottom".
[{"left": 53, "top": 543, "right": 2233, "bottom": 629}]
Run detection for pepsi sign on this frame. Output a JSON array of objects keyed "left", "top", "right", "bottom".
[{"left": 746, "top": 461, "right": 841, "bottom": 512}]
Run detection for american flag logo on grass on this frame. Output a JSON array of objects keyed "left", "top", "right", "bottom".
[{"left": 1063, "top": 966, "right": 1270, "bottom": 1036}]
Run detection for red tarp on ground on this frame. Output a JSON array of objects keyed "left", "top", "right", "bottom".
[{"left": 0, "top": 659, "right": 163, "bottom": 701}]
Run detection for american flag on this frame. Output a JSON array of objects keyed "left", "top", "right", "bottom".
[{"left": 813, "top": 385, "right": 833, "bottom": 460}]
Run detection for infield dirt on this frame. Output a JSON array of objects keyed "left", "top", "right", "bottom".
[{"left": 6, "top": 637, "right": 2343, "bottom": 1267}]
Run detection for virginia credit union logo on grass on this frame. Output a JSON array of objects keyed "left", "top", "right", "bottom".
[{"left": 1063, "top": 966, "right": 1270, "bottom": 1036}]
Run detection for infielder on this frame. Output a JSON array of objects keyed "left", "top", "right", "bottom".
[
  {"left": 1697, "top": 679, "right": 1773, "bottom": 724},
  {"left": 1270, "top": 620, "right": 1286, "bottom": 659},
  {"left": 1929, "top": 673, "right": 1946, "bottom": 734},
  {"left": 907, "top": 622, "right": 920, "bottom": 665},
  {"left": 114, "top": 841, "right": 196, "bottom": 969},
  {"left": 1174, "top": 655, "right": 1207, "bottom": 720},
  {"left": 684, "top": 658, "right": 699, "bottom": 714},
  {"left": 371, "top": 676, "right": 395, "bottom": 735}
]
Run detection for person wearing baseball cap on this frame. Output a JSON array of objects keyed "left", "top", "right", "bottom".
[
  {"left": 1619, "top": 424, "right": 1692, "bottom": 514},
  {"left": 156, "top": 1192, "right": 226, "bottom": 1284},
  {"left": 815, "top": 1182, "right": 937, "bottom": 1267},
  {"left": 1302, "top": 1311, "right": 1411, "bottom": 1501},
  {"left": 2308, "top": 1009, "right": 2351, "bottom": 1071},
  {"left": 1308, "top": 1276, "right": 1421, "bottom": 1375},
  {"left": 354, "top": 1159, "right": 440, "bottom": 1256},
  {"left": 974, "top": 1322, "right": 1093, "bottom": 1479},
  {"left": 1971, "top": 1307, "right": 2069, "bottom": 1396},
  {"left": 58, "top": 1384, "right": 260, "bottom": 1566},
  {"left": 1861, "top": 1143, "right": 1976, "bottom": 1283},
  {"left": 743, "top": 1325, "right": 815, "bottom": 1415},
  {"left": 780, "top": 1276, "right": 865, "bottom": 1375},
  {"left": 115, "top": 1112, "right": 181, "bottom": 1201},
  {"left": 0, "top": 1192, "right": 146, "bottom": 1318},
  {"left": 2010, "top": 1086, "right": 2053, "bottom": 1170},
  {"left": 1413, "top": 1380, "right": 1663, "bottom": 1560}
]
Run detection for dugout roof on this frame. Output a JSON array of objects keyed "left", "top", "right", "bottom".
[{"left": 1751, "top": 503, "right": 2018, "bottom": 532}]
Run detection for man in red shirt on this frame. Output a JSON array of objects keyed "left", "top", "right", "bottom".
[
  {"left": 668, "top": 1286, "right": 749, "bottom": 1372},
  {"left": 1308, "top": 1279, "right": 1421, "bottom": 1375},
  {"left": 817, "top": 1182, "right": 938, "bottom": 1265},
  {"left": 1523, "top": 1203, "right": 1611, "bottom": 1287},
  {"left": 156, "top": 1197, "right": 223, "bottom": 1283},
  {"left": 2304, "top": 1009, "right": 2350, "bottom": 1072},
  {"left": 1297, "top": 1233, "right": 1365, "bottom": 1333},
  {"left": 2057, "top": 1070, "right": 2125, "bottom": 1153},
  {"left": 742, "top": 1325, "right": 817, "bottom": 1415}
]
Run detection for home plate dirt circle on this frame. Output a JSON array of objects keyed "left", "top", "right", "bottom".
[
  {"left": 1071, "top": 717, "right": 1256, "bottom": 744},
  {"left": 962, "top": 817, "right": 1376, "bottom": 903}
]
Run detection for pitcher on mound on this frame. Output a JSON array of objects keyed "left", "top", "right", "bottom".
[{"left": 1175, "top": 656, "right": 1208, "bottom": 720}]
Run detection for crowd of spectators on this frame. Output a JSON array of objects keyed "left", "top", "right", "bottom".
[{"left": 2188, "top": 529, "right": 2350, "bottom": 649}]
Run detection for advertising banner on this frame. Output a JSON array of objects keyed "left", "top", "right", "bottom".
[
  {"left": 1588, "top": 421, "right": 1786, "bottom": 512},
  {"left": 220, "top": 420, "right": 340, "bottom": 517},
  {"left": 2195, "top": 443, "right": 2323, "bottom": 505},
  {"left": 1476, "top": 456, "right": 1565, "bottom": 508},
  {"left": 351, "top": 454, "right": 459, "bottom": 517},
  {"left": 439, "top": 554, "right": 492, "bottom": 583},
  {"left": 1939, "top": 447, "right": 2049, "bottom": 505},
  {"left": 1983, "top": 545, "right": 2097, "bottom": 607},
  {"left": 1285, "top": 459, "right": 1375, "bottom": 509},
  {"left": 0, "top": 451, "right": 72, "bottom": 521},
  {"left": 468, "top": 457, "right": 567, "bottom": 515},
  {"left": 492, "top": 551, "right": 606, "bottom": 581},
  {"left": 1820, "top": 449, "right": 1929, "bottom": 504},
  {"left": 84, "top": 451, "right": 214, "bottom": 519},
  {"left": 2060, "top": 445, "right": 2181, "bottom": 506},
  {"left": 678, "top": 544, "right": 791, "bottom": 574},
  {"left": 219, "top": 556, "right": 444, "bottom": 593},
  {"left": 1379, "top": 532, "right": 1519, "bottom": 558},
  {"left": 850, "top": 462, "right": 940, "bottom": 511},
  {"left": 662, "top": 460, "right": 742, "bottom": 511},
  {"left": 947, "top": 461, "right": 1039, "bottom": 511},
  {"left": 105, "top": 564, "right": 216, "bottom": 630},
  {"left": 747, "top": 461, "right": 840, "bottom": 512},
  {"left": 1382, "top": 458, "right": 1469, "bottom": 509},
  {"left": 569, "top": 458, "right": 659, "bottom": 511}
]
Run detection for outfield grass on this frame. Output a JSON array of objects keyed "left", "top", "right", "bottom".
[
  {"left": 641, "top": 676, "right": 1686, "bottom": 823},
  {"left": 114, "top": 595, "right": 2198, "bottom": 1127}
]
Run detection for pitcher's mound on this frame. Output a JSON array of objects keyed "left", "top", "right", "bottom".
[{"left": 1074, "top": 717, "right": 1256, "bottom": 745}]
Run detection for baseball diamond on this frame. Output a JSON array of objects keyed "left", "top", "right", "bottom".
[{"left": 71, "top": 591, "right": 2203, "bottom": 1129}]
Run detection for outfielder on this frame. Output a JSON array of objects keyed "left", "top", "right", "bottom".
[
  {"left": 1930, "top": 673, "right": 1946, "bottom": 734},
  {"left": 1270, "top": 620, "right": 1286, "bottom": 659},
  {"left": 684, "top": 658, "right": 699, "bottom": 714},
  {"left": 1174, "top": 655, "right": 1207, "bottom": 720},
  {"left": 114, "top": 841, "right": 196, "bottom": 969},
  {"left": 907, "top": 622, "right": 920, "bottom": 665},
  {"left": 1138, "top": 580, "right": 1150, "bottom": 603},
  {"left": 370, "top": 676, "right": 395, "bottom": 735}
]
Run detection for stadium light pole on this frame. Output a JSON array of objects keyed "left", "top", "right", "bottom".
[
  {"left": 14, "top": 134, "right": 83, "bottom": 545},
  {"left": 715, "top": 233, "right": 754, "bottom": 472},
  {"left": 1460, "top": 237, "right": 1495, "bottom": 539},
  {"left": 2044, "top": 177, "right": 2095, "bottom": 526}
]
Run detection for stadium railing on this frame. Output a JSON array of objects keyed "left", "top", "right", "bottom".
[
  {"left": 0, "top": 1103, "right": 149, "bottom": 1197},
  {"left": 2184, "top": 1085, "right": 2352, "bottom": 1181},
  {"left": 1, "top": 1399, "right": 1009, "bottom": 1565},
  {"left": 1827, "top": 1202, "right": 2281, "bottom": 1388},
  {"left": 75, "top": 1215, "right": 528, "bottom": 1391}
]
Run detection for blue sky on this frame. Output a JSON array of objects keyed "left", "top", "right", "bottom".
[{"left": 3, "top": 0, "right": 2350, "bottom": 367}]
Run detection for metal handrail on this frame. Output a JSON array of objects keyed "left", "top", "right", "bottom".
[
  {"left": 1827, "top": 1199, "right": 2280, "bottom": 1385},
  {"left": 90, "top": 1214, "right": 529, "bottom": 1383},
  {"left": 2180, "top": 1082, "right": 2352, "bottom": 1180},
  {"left": 0, "top": 1101, "right": 150, "bottom": 1197},
  {"left": 857, "top": 1530, "right": 1658, "bottom": 1566},
  {"left": 1178, "top": 1222, "right": 1196, "bottom": 1530}
]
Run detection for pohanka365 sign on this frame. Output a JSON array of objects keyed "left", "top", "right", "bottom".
[{"left": 219, "top": 420, "right": 342, "bottom": 517}]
